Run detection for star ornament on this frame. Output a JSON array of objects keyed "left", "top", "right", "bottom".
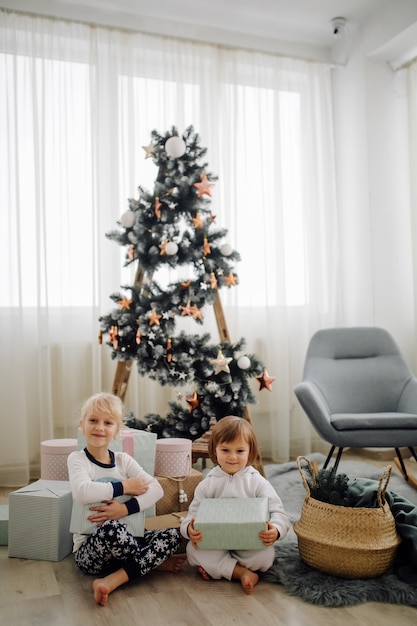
[
  {"left": 224, "top": 272, "right": 238, "bottom": 287},
  {"left": 154, "top": 197, "right": 162, "bottom": 219},
  {"left": 256, "top": 369, "right": 276, "bottom": 392},
  {"left": 194, "top": 174, "right": 214, "bottom": 198},
  {"left": 210, "top": 350, "right": 232, "bottom": 375},
  {"left": 186, "top": 390, "right": 200, "bottom": 412},
  {"left": 190, "top": 304, "right": 203, "bottom": 320},
  {"left": 118, "top": 296, "right": 132, "bottom": 311},
  {"left": 142, "top": 143, "right": 155, "bottom": 159},
  {"left": 192, "top": 213, "right": 204, "bottom": 229},
  {"left": 180, "top": 300, "right": 193, "bottom": 317},
  {"left": 147, "top": 308, "right": 162, "bottom": 326}
]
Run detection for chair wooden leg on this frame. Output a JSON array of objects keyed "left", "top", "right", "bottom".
[
  {"left": 409, "top": 447, "right": 417, "bottom": 463},
  {"left": 394, "top": 447, "right": 417, "bottom": 489}
]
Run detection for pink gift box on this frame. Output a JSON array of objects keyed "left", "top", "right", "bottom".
[
  {"left": 41, "top": 438, "right": 78, "bottom": 481},
  {"left": 154, "top": 438, "right": 192, "bottom": 477}
]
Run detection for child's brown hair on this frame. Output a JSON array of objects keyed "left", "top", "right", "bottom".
[{"left": 208, "top": 415, "right": 261, "bottom": 466}]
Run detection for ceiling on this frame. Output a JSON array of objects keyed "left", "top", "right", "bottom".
[{"left": 2, "top": 0, "right": 417, "bottom": 65}]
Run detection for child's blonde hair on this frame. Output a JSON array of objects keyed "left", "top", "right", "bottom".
[
  {"left": 208, "top": 415, "right": 261, "bottom": 466},
  {"left": 80, "top": 392, "right": 124, "bottom": 436}
]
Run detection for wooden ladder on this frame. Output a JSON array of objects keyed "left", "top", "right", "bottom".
[{"left": 111, "top": 266, "right": 264, "bottom": 473}]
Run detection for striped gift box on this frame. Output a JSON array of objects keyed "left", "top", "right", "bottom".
[{"left": 8, "top": 480, "right": 73, "bottom": 561}]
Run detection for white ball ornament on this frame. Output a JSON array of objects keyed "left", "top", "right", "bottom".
[
  {"left": 120, "top": 210, "right": 135, "bottom": 228},
  {"left": 165, "top": 136, "right": 186, "bottom": 158},
  {"left": 237, "top": 355, "right": 251, "bottom": 370},
  {"left": 165, "top": 241, "right": 178, "bottom": 256},
  {"left": 220, "top": 243, "right": 233, "bottom": 257}
]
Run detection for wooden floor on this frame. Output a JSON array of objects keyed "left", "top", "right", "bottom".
[{"left": 1, "top": 452, "right": 417, "bottom": 625}]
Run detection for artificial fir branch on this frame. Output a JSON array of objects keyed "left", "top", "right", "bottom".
[{"left": 306, "top": 466, "right": 350, "bottom": 506}]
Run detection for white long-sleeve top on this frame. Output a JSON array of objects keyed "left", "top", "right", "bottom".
[
  {"left": 180, "top": 465, "right": 291, "bottom": 541},
  {"left": 68, "top": 449, "right": 163, "bottom": 550}
]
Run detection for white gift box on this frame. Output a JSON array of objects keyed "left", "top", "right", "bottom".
[
  {"left": 194, "top": 497, "right": 269, "bottom": 550},
  {"left": 8, "top": 480, "right": 73, "bottom": 561}
]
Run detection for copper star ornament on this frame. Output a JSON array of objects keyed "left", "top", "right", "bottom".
[
  {"left": 190, "top": 304, "right": 203, "bottom": 320},
  {"left": 256, "top": 369, "right": 276, "bottom": 391},
  {"left": 210, "top": 350, "right": 232, "bottom": 375},
  {"left": 118, "top": 296, "right": 132, "bottom": 311},
  {"left": 194, "top": 174, "right": 214, "bottom": 197},
  {"left": 186, "top": 390, "right": 200, "bottom": 412},
  {"left": 159, "top": 239, "right": 168, "bottom": 255},
  {"left": 180, "top": 300, "right": 193, "bottom": 316},
  {"left": 224, "top": 272, "right": 238, "bottom": 287},
  {"left": 154, "top": 197, "right": 162, "bottom": 219},
  {"left": 203, "top": 238, "right": 211, "bottom": 256},
  {"left": 147, "top": 308, "right": 162, "bottom": 326},
  {"left": 192, "top": 213, "right": 204, "bottom": 229}
]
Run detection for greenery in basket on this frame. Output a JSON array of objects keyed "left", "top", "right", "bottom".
[{"left": 306, "top": 466, "right": 350, "bottom": 506}]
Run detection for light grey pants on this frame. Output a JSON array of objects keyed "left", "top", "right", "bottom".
[{"left": 186, "top": 541, "right": 275, "bottom": 580}]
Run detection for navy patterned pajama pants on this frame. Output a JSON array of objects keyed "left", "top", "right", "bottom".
[{"left": 74, "top": 520, "right": 181, "bottom": 581}]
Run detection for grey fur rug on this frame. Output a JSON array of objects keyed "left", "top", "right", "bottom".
[{"left": 262, "top": 454, "right": 417, "bottom": 607}]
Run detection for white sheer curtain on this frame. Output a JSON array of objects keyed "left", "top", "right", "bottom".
[
  {"left": 409, "top": 60, "right": 417, "bottom": 337},
  {"left": 0, "top": 10, "right": 338, "bottom": 485}
]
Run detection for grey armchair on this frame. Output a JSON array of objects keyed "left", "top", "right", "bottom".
[{"left": 294, "top": 327, "right": 417, "bottom": 482}]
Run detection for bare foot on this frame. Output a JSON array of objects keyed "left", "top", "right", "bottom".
[
  {"left": 198, "top": 566, "right": 211, "bottom": 581},
  {"left": 92, "top": 579, "right": 110, "bottom": 606},
  {"left": 157, "top": 554, "right": 187, "bottom": 573},
  {"left": 240, "top": 570, "right": 259, "bottom": 595}
]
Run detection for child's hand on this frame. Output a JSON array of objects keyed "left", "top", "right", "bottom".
[
  {"left": 88, "top": 499, "right": 128, "bottom": 525},
  {"left": 187, "top": 518, "right": 203, "bottom": 549},
  {"left": 123, "top": 477, "right": 149, "bottom": 496},
  {"left": 259, "top": 521, "right": 279, "bottom": 546}
]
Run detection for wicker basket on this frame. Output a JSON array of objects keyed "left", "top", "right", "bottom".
[{"left": 293, "top": 456, "right": 402, "bottom": 579}]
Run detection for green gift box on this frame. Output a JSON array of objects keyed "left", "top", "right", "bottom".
[
  {"left": 8, "top": 480, "right": 73, "bottom": 561},
  {"left": 194, "top": 497, "right": 269, "bottom": 550}
]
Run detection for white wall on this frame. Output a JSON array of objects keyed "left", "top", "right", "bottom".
[{"left": 331, "top": 29, "right": 417, "bottom": 369}]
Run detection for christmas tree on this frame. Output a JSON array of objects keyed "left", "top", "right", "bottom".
[{"left": 99, "top": 126, "right": 275, "bottom": 439}]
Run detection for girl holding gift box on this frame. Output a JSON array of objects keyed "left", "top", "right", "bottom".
[
  {"left": 68, "top": 392, "right": 186, "bottom": 606},
  {"left": 180, "top": 415, "right": 291, "bottom": 594}
]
